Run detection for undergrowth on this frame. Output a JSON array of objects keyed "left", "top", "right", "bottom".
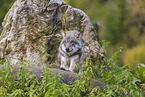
[{"left": 0, "top": 41, "right": 145, "bottom": 97}]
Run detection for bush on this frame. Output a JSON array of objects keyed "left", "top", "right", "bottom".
[
  {"left": 0, "top": 59, "right": 98, "bottom": 97},
  {"left": 96, "top": 47, "right": 143, "bottom": 96},
  {"left": 123, "top": 44, "right": 145, "bottom": 67},
  {"left": 0, "top": 43, "right": 145, "bottom": 96}
]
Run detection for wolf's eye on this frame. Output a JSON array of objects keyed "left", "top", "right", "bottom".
[
  {"left": 75, "top": 34, "right": 79, "bottom": 38},
  {"left": 71, "top": 43, "right": 75, "bottom": 46}
]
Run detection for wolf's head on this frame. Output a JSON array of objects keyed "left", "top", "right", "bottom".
[{"left": 60, "top": 30, "right": 83, "bottom": 55}]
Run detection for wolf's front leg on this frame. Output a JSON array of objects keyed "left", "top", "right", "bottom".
[
  {"left": 69, "top": 61, "right": 75, "bottom": 72},
  {"left": 60, "top": 56, "right": 69, "bottom": 70},
  {"left": 69, "top": 55, "right": 79, "bottom": 72}
]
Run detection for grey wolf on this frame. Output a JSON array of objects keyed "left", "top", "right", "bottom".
[{"left": 57, "top": 30, "right": 84, "bottom": 73}]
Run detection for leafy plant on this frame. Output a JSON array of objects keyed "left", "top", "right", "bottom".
[{"left": 0, "top": 41, "right": 145, "bottom": 96}]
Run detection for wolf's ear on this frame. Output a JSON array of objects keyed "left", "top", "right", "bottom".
[
  {"left": 74, "top": 32, "right": 81, "bottom": 39},
  {"left": 76, "top": 32, "right": 83, "bottom": 45}
]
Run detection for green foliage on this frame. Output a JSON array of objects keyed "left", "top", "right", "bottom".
[
  {"left": 124, "top": 44, "right": 145, "bottom": 67},
  {"left": 0, "top": 43, "right": 145, "bottom": 96},
  {"left": 0, "top": 59, "right": 99, "bottom": 97}
]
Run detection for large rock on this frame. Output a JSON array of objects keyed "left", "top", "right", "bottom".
[{"left": 0, "top": 0, "right": 105, "bottom": 66}]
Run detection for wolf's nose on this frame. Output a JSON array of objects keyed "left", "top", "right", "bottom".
[{"left": 66, "top": 48, "right": 70, "bottom": 52}]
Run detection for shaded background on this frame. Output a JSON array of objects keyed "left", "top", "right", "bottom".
[{"left": 1, "top": 0, "right": 145, "bottom": 67}]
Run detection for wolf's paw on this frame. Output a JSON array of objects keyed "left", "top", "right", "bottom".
[
  {"left": 60, "top": 67, "right": 71, "bottom": 72},
  {"left": 60, "top": 67, "right": 66, "bottom": 70},
  {"left": 60, "top": 65, "right": 69, "bottom": 71}
]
